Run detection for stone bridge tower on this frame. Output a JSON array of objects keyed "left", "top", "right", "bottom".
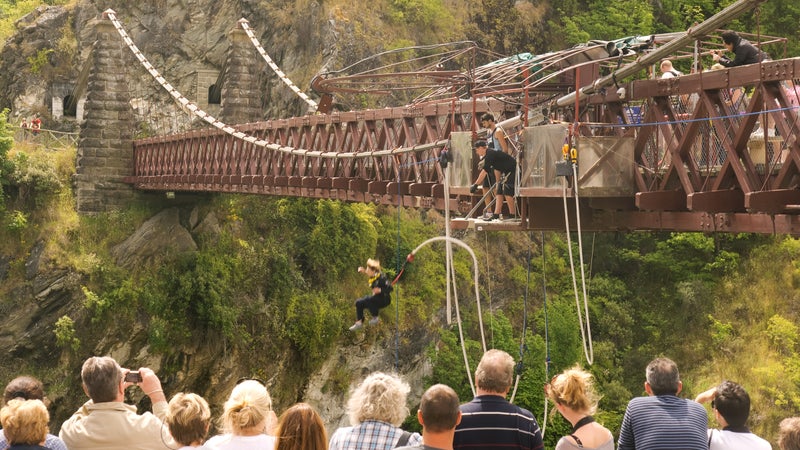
[
  {"left": 75, "top": 13, "right": 264, "bottom": 213},
  {"left": 74, "top": 13, "right": 136, "bottom": 213}
]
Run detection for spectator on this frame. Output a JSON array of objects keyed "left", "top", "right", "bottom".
[
  {"left": 275, "top": 403, "right": 327, "bottom": 450},
  {"left": 617, "top": 357, "right": 707, "bottom": 450},
  {"left": 453, "top": 349, "right": 543, "bottom": 450},
  {"left": 712, "top": 30, "right": 770, "bottom": 67},
  {"left": 205, "top": 378, "right": 277, "bottom": 450},
  {"left": 779, "top": 417, "right": 800, "bottom": 450},
  {"left": 469, "top": 140, "right": 517, "bottom": 221},
  {"left": 348, "top": 258, "right": 392, "bottom": 331},
  {"left": 329, "top": 372, "right": 422, "bottom": 450},
  {"left": 0, "top": 399, "right": 50, "bottom": 450},
  {"left": 480, "top": 113, "right": 511, "bottom": 155},
  {"left": 694, "top": 381, "right": 770, "bottom": 450},
  {"left": 30, "top": 115, "right": 41, "bottom": 136},
  {"left": 0, "top": 376, "right": 67, "bottom": 450},
  {"left": 20, "top": 118, "right": 28, "bottom": 129},
  {"left": 59, "top": 356, "right": 175, "bottom": 450},
  {"left": 166, "top": 392, "right": 211, "bottom": 449},
  {"left": 396, "top": 384, "right": 460, "bottom": 450},
  {"left": 660, "top": 59, "right": 682, "bottom": 79},
  {"left": 546, "top": 366, "right": 614, "bottom": 450}
]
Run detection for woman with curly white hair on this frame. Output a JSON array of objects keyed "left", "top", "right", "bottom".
[{"left": 329, "top": 372, "right": 421, "bottom": 450}]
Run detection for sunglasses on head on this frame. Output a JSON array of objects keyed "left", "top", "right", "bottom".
[{"left": 236, "top": 377, "right": 266, "bottom": 386}]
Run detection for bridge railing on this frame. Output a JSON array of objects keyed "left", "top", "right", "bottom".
[{"left": 13, "top": 126, "right": 79, "bottom": 148}]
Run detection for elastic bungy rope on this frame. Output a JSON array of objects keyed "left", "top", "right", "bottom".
[
  {"left": 408, "top": 236, "right": 487, "bottom": 397},
  {"left": 561, "top": 159, "right": 594, "bottom": 365},
  {"left": 394, "top": 166, "right": 402, "bottom": 371}
]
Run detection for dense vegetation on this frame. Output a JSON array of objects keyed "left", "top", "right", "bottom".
[
  {"left": 2, "top": 0, "right": 800, "bottom": 446},
  {"left": 2, "top": 110, "right": 800, "bottom": 446}
]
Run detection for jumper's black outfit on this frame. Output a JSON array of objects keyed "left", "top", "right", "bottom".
[
  {"left": 481, "top": 150, "right": 517, "bottom": 195},
  {"left": 355, "top": 272, "right": 391, "bottom": 321}
]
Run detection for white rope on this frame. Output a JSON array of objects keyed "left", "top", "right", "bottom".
[
  {"left": 561, "top": 165, "right": 594, "bottom": 365},
  {"left": 238, "top": 19, "right": 318, "bottom": 111},
  {"left": 410, "top": 236, "right": 487, "bottom": 397},
  {"left": 103, "top": 9, "right": 446, "bottom": 158}
]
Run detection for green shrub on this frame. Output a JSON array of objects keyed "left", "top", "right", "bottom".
[{"left": 54, "top": 315, "right": 80, "bottom": 351}]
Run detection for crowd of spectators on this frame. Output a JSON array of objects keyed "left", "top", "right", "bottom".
[{"left": 2, "top": 353, "right": 798, "bottom": 450}]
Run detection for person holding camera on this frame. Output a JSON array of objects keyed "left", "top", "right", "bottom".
[
  {"left": 59, "top": 356, "right": 175, "bottom": 450},
  {"left": 469, "top": 140, "right": 517, "bottom": 221},
  {"left": 712, "top": 30, "right": 770, "bottom": 67}
]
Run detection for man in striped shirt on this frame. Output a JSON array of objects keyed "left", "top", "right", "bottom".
[
  {"left": 617, "top": 357, "right": 708, "bottom": 450},
  {"left": 453, "top": 350, "right": 543, "bottom": 450}
]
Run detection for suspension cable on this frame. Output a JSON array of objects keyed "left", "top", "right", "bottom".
[{"left": 239, "top": 19, "right": 318, "bottom": 111}]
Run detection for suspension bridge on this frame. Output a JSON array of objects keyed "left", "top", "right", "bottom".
[{"left": 69, "top": 1, "right": 800, "bottom": 234}]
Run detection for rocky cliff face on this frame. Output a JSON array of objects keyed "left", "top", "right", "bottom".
[
  {"left": 1, "top": 204, "right": 435, "bottom": 434},
  {"left": 0, "top": 0, "right": 339, "bottom": 124},
  {"left": 0, "top": 0, "right": 436, "bottom": 434}
]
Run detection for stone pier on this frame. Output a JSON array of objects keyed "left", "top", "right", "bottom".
[
  {"left": 219, "top": 19, "right": 263, "bottom": 125},
  {"left": 74, "top": 12, "right": 136, "bottom": 213}
]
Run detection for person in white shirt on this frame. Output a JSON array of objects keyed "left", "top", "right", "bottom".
[
  {"left": 205, "top": 379, "right": 277, "bottom": 450},
  {"left": 695, "top": 380, "right": 771, "bottom": 450},
  {"left": 165, "top": 392, "right": 211, "bottom": 449},
  {"left": 660, "top": 59, "right": 682, "bottom": 79}
]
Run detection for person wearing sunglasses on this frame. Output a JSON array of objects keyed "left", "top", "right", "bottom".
[
  {"left": 694, "top": 381, "right": 770, "bottom": 450},
  {"left": 348, "top": 259, "right": 393, "bottom": 331},
  {"left": 545, "top": 366, "right": 613, "bottom": 450}
]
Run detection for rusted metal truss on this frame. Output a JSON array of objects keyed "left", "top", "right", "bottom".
[{"left": 130, "top": 59, "right": 800, "bottom": 235}]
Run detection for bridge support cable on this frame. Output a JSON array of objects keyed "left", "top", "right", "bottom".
[
  {"left": 105, "top": 9, "right": 454, "bottom": 160},
  {"left": 238, "top": 19, "right": 318, "bottom": 112},
  {"left": 409, "top": 236, "right": 487, "bottom": 397}
]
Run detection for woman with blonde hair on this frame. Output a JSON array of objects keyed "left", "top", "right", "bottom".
[
  {"left": 329, "top": 372, "right": 421, "bottom": 450},
  {"left": 166, "top": 392, "right": 212, "bottom": 449},
  {"left": 275, "top": 403, "right": 327, "bottom": 450},
  {"left": 205, "top": 379, "right": 278, "bottom": 450},
  {"left": 0, "top": 399, "right": 50, "bottom": 450},
  {"left": 546, "top": 366, "right": 614, "bottom": 450}
]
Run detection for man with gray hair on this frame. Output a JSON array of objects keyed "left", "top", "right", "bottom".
[
  {"left": 59, "top": 356, "right": 175, "bottom": 450},
  {"left": 618, "top": 357, "right": 707, "bottom": 450},
  {"left": 453, "top": 349, "right": 543, "bottom": 450}
]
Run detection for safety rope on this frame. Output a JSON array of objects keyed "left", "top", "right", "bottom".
[
  {"left": 560, "top": 154, "right": 594, "bottom": 365},
  {"left": 103, "top": 9, "right": 448, "bottom": 159},
  {"left": 509, "top": 232, "right": 533, "bottom": 403},
  {"left": 542, "top": 231, "right": 552, "bottom": 438},
  {"left": 239, "top": 19, "right": 318, "bottom": 111}
]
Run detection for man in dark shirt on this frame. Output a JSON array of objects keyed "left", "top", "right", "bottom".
[
  {"left": 617, "top": 357, "right": 708, "bottom": 450},
  {"left": 713, "top": 30, "right": 769, "bottom": 67},
  {"left": 396, "top": 384, "right": 460, "bottom": 450},
  {"left": 453, "top": 350, "right": 543, "bottom": 450},
  {"left": 469, "top": 141, "right": 517, "bottom": 221}
]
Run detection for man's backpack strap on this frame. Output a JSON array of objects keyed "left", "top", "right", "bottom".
[{"left": 395, "top": 431, "right": 412, "bottom": 448}]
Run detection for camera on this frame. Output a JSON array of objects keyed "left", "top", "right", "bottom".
[{"left": 124, "top": 371, "right": 142, "bottom": 383}]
